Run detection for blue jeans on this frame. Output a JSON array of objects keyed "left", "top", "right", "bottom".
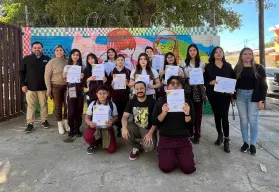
[{"left": 236, "top": 89, "right": 259, "bottom": 145}]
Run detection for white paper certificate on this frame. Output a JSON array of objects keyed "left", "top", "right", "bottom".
[
  {"left": 189, "top": 68, "right": 204, "bottom": 85},
  {"left": 113, "top": 74, "right": 126, "bottom": 90},
  {"left": 92, "top": 64, "right": 105, "bottom": 80},
  {"left": 135, "top": 75, "right": 150, "bottom": 85},
  {"left": 166, "top": 89, "right": 185, "bottom": 112},
  {"left": 66, "top": 65, "right": 81, "bottom": 83},
  {"left": 152, "top": 55, "right": 164, "bottom": 72},
  {"left": 214, "top": 76, "right": 236, "bottom": 94},
  {"left": 124, "top": 58, "right": 133, "bottom": 71},
  {"left": 165, "top": 65, "right": 179, "bottom": 81},
  {"left": 92, "top": 105, "right": 109, "bottom": 127},
  {"left": 104, "top": 62, "right": 115, "bottom": 74}
]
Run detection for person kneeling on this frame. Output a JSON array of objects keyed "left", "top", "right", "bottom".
[
  {"left": 122, "top": 81, "right": 157, "bottom": 160},
  {"left": 152, "top": 76, "right": 196, "bottom": 174},
  {"left": 84, "top": 85, "right": 118, "bottom": 154}
]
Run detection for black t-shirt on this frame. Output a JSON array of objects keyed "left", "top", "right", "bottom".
[
  {"left": 152, "top": 96, "right": 193, "bottom": 138},
  {"left": 124, "top": 96, "right": 156, "bottom": 129},
  {"left": 236, "top": 67, "right": 255, "bottom": 90}
]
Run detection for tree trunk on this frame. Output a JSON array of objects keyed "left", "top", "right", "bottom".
[{"left": 137, "top": 0, "right": 155, "bottom": 27}]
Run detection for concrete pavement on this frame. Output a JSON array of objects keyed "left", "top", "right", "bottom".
[{"left": 0, "top": 109, "right": 279, "bottom": 192}]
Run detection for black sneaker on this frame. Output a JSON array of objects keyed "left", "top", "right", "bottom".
[
  {"left": 250, "top": 145, "right": 257, "bottom": 155},
  {"left": 25, "top": 124, "right": 34, "bottom": 134},
  {"left": 75, "top": 130, "right": 82, "bottom": 137},
  {"left": 240, "top": 142, "right": 249, "bottom": 153},
  {"left": 42, "top": 120, "right": 49, "bottom": 129},
  {"left": 87, "top": 146, "right": 95, "bottom": 155},
  {"left": 63, "top": 132, "right": 76, "bottom": 143}
]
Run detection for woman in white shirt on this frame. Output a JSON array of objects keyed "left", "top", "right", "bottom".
[
  {"left": 183, "top": 44, "right": 207, "bottom": 144},
  {"left": 103, "top": 48, "right": 117, "bottom": 75},
  {"left": 129, "top": 53, "right": 161, "bottom": 99}
]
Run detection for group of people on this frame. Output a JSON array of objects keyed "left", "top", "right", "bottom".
[{"left": 19, "top": 41, "right": 267, "bottom": 174}]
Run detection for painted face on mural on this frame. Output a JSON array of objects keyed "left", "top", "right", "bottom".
[
  {"left": 116, "top": 56, "right": 125, "bottom": 68},
  {"left": 32, "top": 44, "right": 43, "bottom": 57},
  {"left": 214, "top": 48, "right": 224, "bottom": 60},
  {"left": 139, "top": 56, "right": 148, "bottom": 68},
  {"left": 189, "top": 47, "right": 197, "bottom": 58},
  {"left": 241, "top": 49, "right": 253, "bottom": 63},
  {"left": 88, "top": 56, "right": 96, "bottom": 65},
  {"left": 55, "top": 47, "right": 65, "bottom": 58},
  {"left": 108, "top": 50, "right": 116, "bottom": 60},
  {"left": 145, "top": 49, "right": 154, "bottom": 59},
  {"left": 71, "top": 51, "right": 80, "bottom": 64},
  {"left": 167, "top": 54, "right": 175, "bottom": 64}
]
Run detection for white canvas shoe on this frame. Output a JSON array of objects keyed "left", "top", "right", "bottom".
[
  {"left": 58, "top": 121, "right": 65, "bottom": 135},
  {"left": 63, "top": 119, "right": 70, "bottom": 132}
]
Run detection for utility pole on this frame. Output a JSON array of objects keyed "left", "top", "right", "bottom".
[{"left": 259, "top": 0, "right": 265, "bottom": 67}]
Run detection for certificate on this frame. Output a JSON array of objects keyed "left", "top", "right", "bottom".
[
  {"left": 166, "top": 89, "right": 185, "bottom": 112},
  {"left": 165, "top": 65, "right": 179, "bottom": 81},
  {"left": 152, "top": 55, "right": 164, "bottom": 72},
  {"left": 92, "top": 64, "right": 105, "bottom": 80},
  {"left": 104, "top": 62, "right": 115, "bottom": 74},
  {"left": 92, "top": 105, "right": 109, "bottom": 127},
  {"left": 214, "top": 76, "right": 236, "bottom": 94},
  {"left": 113, "top": 74, "right": 126, "bottom": 90},
  {"left": 66, "top": 65, "right": 81, "bottom": 83},
  {"left": 189, "top": 68, "right": 204, "bottom": 85},
  {"left": 124, "top": 58, "right": 133, "bottom": 71},
  {"left": 135, "top": 75, "right": 150, "bottom": 85}
]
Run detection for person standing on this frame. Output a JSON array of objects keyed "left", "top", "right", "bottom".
[
  {"left": 44, "top": 45, "right": 69, "bottom": 135},
  {"left": 152, "top": 76, "right": 196, "bottom": 174},
  {"left": 110, "top": 54, "right": 131, "bottom": 137},
  {"left": 183, "top": 44, "right": 207, "bottom": 144},
  {"left": 204, "top": 46, "right": 236, "bottom": 153},
  {"left": 20, "top": 41, "right": 51, "bottom": 134},
  {"left": 122, "top": 81, "right": 157, "bottom": 160},
  {"left": 234, "top": 48, "right": 267, "bottom": 155},
  {"left": 145, "top": 46, "right": 154, "bottom": 63}
]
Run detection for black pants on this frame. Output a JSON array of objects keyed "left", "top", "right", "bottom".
[
  {"left": 208, "top": 95, "right": 231, "bottom": 137},
  {"left": 112, "top": 97, "right": 129, "bottom": 131}
]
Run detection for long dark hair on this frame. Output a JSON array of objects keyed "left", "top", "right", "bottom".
[
  {"left": 234, "top": 47, "right": 259, "bottom": 79},
  {"left": 86, "top": 53, "right": 99, "bottom": 74},
  {"left": 135, "top": 53, "right": 154, "bottom": 79},
  {"left": 105, "top": 48, "right": 117, "bottom": 62},
  {"left": 68, "top": 49, "right": 82, "bottom": 66},
  {"left": 185, "top": 44, "right": 201, "bottom": 67},
  {"left": 208, "top": 46, "right": 227, "bottom": 64},
  {"left": 164, "top": 52, "right": 177, "bottom": 70}
]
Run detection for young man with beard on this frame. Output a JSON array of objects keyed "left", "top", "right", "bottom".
[
  {"left": 152, "top": 76, "right": 196, "bottom": 174},
  {"left": 122, "top": 81, "right": 157, "bottom": 160},
  {"left": 19, "top": 42, "right": 51, "bottom": 133}
]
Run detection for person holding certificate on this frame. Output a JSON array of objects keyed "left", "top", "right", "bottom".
[
  {"left": 183, "top": 44, "right": 207, "bottom": 144},
  {"left": 102, "top": 48, "right": 117, "bottom": 75},
  {"left": 204, "top": 46, "right": 236, "bottom": 153},
  {"left": 129, "top": 53, "right": 161, "bottom": 99},
  {"left": 110, "top": 54, "right": 131, "bottom": 137},
  {"left": 160, "top": 52, "right": 184, "bottom": 95},
  {"left": 152, "top": 76, "right": 196, "bottom": 174},
  {"left": 84, "top": 53, "right": 108, "bottom": 106},
  {"left": 62, "top": 49, "right": 85, "bottom": 140},
  {"left": 84, "top": 85, "right": 118, "bottom": 154},
  {"left": 234, "top": 48, "right": 267, "bottom": 155}
]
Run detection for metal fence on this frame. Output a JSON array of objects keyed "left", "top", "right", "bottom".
[{"left": 0, "top": 22, "right": 24, "bottom": 121}]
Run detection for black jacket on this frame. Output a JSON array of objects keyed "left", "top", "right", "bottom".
[
  {"left": 235, "top": 64, "right": 267, "bottom": 102},
  {"left": 19, "top": 54, "right": 51, "bottom": 91}
]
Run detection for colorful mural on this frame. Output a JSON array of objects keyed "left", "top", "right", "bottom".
[
  {"left": 269, "top": 24, "right": 279, "bottom": 64},
  {"left": 23, "top": 27, "right": 219, "bottom": 114}
]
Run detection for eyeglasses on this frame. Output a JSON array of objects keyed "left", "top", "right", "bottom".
[
  {"left": 170, "top": 81, "right": 181, "bottom": 87},
  {"left": 167, "top": 56, "right": 174, "bottom": 59}
]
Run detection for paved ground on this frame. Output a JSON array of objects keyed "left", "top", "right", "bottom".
[{"left": 0, "top": 104, "right": 279, "bottom": 192}]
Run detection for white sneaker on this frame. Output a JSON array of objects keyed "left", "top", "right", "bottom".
[
  {"left": 58, "top": 121, "right": 65, "bottom": 135},
  {"left": 63, "top": 119, "right": 70, "bottom": 132},
  {"left": 129, "top": 148, "right": 140, "bottom": 161}
]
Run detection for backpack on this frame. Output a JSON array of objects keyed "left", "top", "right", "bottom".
[{"left": 92, "top": 100, "right": 114, "bottom": 117}]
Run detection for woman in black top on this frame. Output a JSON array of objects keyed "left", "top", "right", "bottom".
[
  {"left": 204, "top": 46, "right": 236, "bottom": 153},
  {"left": 234, "top": 47, "right": 267, "bottom": 155}
]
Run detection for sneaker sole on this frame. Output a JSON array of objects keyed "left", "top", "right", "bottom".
[
  {"left": 42, "top": 125, "right": 49, "bottom": 129},
  {"left": 240, "top": 149, "right": 249, "bottom": 153},
  {"left": 87, "top": 152, "right": 94, "bottom": 155},
  {"left": 25, "top": 131, "right": 32, "bottom": 134},
  {"left": 129, "top": 157, "right": 138, "bottom": 161}
]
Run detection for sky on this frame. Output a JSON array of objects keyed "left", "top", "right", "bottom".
[{"left": 220, "top": 0, "right": 279, "bottom": 52}]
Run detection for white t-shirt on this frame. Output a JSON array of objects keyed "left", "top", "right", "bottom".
[
  {"left": 130, "top": 68, "right": 159, "bottom": 95},
  {"left": 183, "top": 61, "right": 205, "bottom": 78},
  {"left": 86, "top": 101, "right": 118, "bottom": 120}
]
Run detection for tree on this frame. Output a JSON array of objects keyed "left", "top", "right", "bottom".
[
  {"left": 0, "top": 0, "right": 276, "bottom": 31},
  {"left": 265, "top": 41, "right": 274, "bottom": 48}
]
